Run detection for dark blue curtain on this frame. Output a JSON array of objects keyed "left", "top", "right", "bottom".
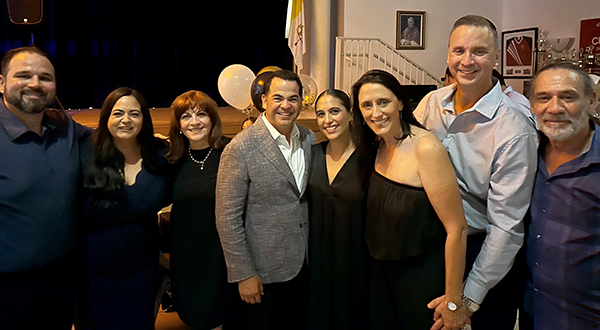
[{"left": 0, "top": 0, "right": 293, "bottom": 109}]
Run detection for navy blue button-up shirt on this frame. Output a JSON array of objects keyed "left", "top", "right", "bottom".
[
  {"left": 0, "top": 102, "right": 90, "bottom": 272},
  {"left": 525, "top": 123, "right": 600, "bottom": 329}
]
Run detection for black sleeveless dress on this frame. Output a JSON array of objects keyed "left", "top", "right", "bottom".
[
  {"left": 367, "top": 171, "right": 447, "bottom": 329},
  {"left": 307, "top": 141, "right": 373, "bottom": 330}
]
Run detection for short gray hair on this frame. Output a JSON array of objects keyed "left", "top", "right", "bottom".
[{"left": 530, "top": 63, "right": 594, "bottom": 99}]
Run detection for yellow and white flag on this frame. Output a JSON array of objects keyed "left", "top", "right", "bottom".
[{"left": 286, "top": 0, "right": 305, "bottom": 70}]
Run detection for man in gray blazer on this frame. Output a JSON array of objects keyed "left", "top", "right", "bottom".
[{"left": 216, "top": 70, "right": 316, "bottom": 329}]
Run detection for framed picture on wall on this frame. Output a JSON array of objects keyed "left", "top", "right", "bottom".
[
  {"left": 502, "top": 27, "right": 538, "bottom": 78},
  {"left": 396, "top": 11, "right": 425, "bottom": 50}
]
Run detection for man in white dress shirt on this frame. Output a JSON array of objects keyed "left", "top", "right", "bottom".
[{"left": 216, "top": 70, "right": 316, "bottom": 330}]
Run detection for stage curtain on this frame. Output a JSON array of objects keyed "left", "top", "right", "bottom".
[{"left": 0, "top": 0, "right": 293, "bottom": 109}]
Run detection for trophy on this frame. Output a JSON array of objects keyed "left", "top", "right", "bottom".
[
  {"left": 536, "top": 29, "right": 547, "bottom": 70},
  {"left": 585, "top": 46, "right": 595, "bottom": 73}
]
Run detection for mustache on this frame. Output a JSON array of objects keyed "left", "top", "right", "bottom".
[
  {"left": 542, "top": 114, "right": 571, "bottom": 122},
  {"left": 19, "top": 89, "right": 49, "bottom": 102},
  {"left": 21, "top": 87, "right": 46, "bottom": 95}
]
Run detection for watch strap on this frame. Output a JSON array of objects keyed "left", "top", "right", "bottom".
[{"left": 462, "top": 294, "right": 480, "bottom": 312}]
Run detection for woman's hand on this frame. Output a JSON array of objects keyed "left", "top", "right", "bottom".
[{"left": 428, "top": 295, "right": 472, "bottom": 330}]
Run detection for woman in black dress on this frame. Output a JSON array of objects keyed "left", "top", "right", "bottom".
[
  {"left": 165, "top": 90, "right": 242, "bottom": 329},
  {"left": 77, "top": 87, "right": 170, "bottom": 329},
  {"left": 307, "top": 89, "right": 374, "bottom": 330},
  {"left": 351, "top": 70, "right": 470, "bottom": 330}
]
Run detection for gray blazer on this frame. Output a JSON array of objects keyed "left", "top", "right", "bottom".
[{"left": 216, "top": 116, "right": 316, "bottom": 284}]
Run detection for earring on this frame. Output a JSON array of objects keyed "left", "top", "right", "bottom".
[{"left": 179, "top": 131, "right": 183, "bottom": 134}]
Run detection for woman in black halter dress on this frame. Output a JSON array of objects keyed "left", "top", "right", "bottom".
[{"left": 352, "top": 70, "right": 470, "bottom": 330}]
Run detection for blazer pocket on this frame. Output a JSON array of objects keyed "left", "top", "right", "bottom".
[{"left": 246, "top": 224, "right": 285, "bottom": 272}]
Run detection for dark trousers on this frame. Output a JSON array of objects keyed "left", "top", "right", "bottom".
[
  {"left": 0, "top": 249, "right": 78, "bottom": 330},
  {"left": 243, "top": 263, "right": 309, "bottom": 330},
  {"left": 466, "top": 233, "right": 521, "bottom": 330}
]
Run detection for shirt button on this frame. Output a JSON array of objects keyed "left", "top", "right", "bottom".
[
  {"left": 541, "top": 209, "right": 546, "bottom": 213},
  {"left": 534, "top": 288, "right": 539, "bottom": 292},
  {"left": 545, "top": 181, "right": 550, "bottom": 185},
  {"left": 534, "top": 261, "right": 539, "bottom": 266},
  {"left": 537, "top": 234, "right": 542, "bottom": 239}
]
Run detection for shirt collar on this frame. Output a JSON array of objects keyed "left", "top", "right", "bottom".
[
  {"left": 440, "top": 79, "right": 504, "bottom": 119},
  {"left": 261, "top": 113, "right": 300, "bottom": 142},
  {"left": 0, "top": 101, "right": 56, "bottom": 141},
  {"left": 586, "top": 123, "right": 600, "bottom": 166},
  {"left": 539, "top": 122, "right": 600, "bottom": 175}
]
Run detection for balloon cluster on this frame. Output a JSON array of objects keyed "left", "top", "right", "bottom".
[{"left": 217, "top": 65, "right": 318, "bottom": 114}]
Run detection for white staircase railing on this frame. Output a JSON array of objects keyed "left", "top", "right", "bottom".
[{"left": 334, "top": 37, "right": 442, "bottom": 93}]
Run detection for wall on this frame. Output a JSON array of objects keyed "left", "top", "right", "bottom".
[
  {"left": 343, "top": 0, "right": 503, "bottom": 83},
  {"left": 342, "top": 0, "right": 600, "bottom": 94},
  {"left": 502, "top": 0, "right": 600, "bottom": 93}
]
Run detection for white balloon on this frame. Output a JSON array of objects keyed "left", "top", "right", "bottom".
[{"left": 218, "top": 64, "right": 256, "bottom": 110}]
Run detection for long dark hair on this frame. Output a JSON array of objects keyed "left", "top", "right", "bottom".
[
  {"left": 315, "top": 88, "right": 375, "bottom": 156},
  {"left": 351, "top": 69, "right": 424, "bottom": 148},
  {"left": 165, "top": 90, "right": 227, "bottom": 164},
  {"left": 84, "top": 87, "right": 161, "bottom": 207}
]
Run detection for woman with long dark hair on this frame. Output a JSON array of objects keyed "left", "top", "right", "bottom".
[
  {"left": 76, "top": 87, "right": 170, "bottom": 329},
  {"left": 165, "top": 90, "right": 242, "bottom": 329},
  {"left": 351, "top": 70, "right": 470, "bottom": 330},
  {"left": 307, "top": 89, "right": 375, "bottom": 330}
]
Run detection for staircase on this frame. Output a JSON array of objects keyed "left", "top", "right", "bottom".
[{"left": 334, "top": 37, "right": 442, "bottom": 93}]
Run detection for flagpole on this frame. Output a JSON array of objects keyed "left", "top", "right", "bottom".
[{"left": 285, "top": 0, "right": 293, "bottom": 38}]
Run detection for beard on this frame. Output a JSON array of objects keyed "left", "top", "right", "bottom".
[
  {"left": 539, "top": 110, "right": 590, "bottom": 142},
  {"left": 5, "top": 88, "right": 53, "bottom": 115}
]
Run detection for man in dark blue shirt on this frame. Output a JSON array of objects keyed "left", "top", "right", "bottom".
[
  {"left": 522, "top": 63, "right": 600, "bottom": 329},
  {"left": 0, "top": 46, "right": 90, "bottom": 329}
]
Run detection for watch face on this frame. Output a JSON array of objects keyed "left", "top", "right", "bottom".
[{"left": 447, "top": 302, "right": 457, "bottom": 311}]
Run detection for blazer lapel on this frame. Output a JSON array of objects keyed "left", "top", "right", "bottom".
[{"left": 252, "top": 118, "right": 300, "bottom": 195}]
